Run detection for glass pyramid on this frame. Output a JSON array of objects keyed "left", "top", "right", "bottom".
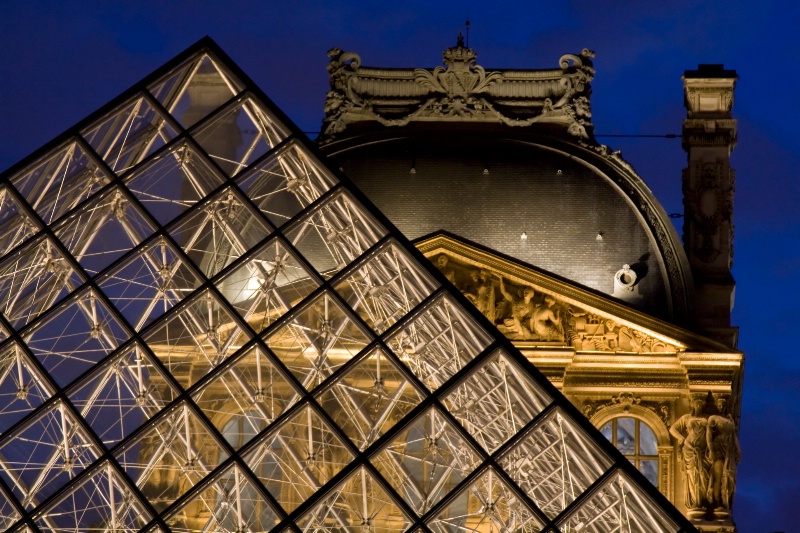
[{"left": 0, "top": 38, "right": 696, "bottom": 533}]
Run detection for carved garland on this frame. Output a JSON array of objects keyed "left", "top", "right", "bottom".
[{"left": 581, "top": 392, "right": 672, "bottom": 428}]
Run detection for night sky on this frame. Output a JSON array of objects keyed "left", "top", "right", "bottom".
[{"left": 0, "top": 2, "right": 796, "bottom": 531}]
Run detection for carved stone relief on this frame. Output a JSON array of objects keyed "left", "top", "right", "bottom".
[
  {"left": 433, "top": 253, "right": 678, "bottom": 352},
  {"left": 321, "top": 36, "right": 596, "bottom": 140}
]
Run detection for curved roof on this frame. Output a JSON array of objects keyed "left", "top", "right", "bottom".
[{"left": 322, "top": 127, "right": 693, "bottom": 323}]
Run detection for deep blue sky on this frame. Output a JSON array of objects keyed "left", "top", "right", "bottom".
[{"left": 1, "top": 2, "right": 797, "bottom": 531}]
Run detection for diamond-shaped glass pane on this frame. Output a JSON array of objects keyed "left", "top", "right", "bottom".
[
  {"left": 81, "top": 93, "right": 178, "bottom": 175},
  {"left": 386, "top": 292, "right": 492, "bottom": 391},
  {"left": 285, "top": 189, "right": 387, "bottom": 278},
  {"left": 0, "top": 401, "right": 101, "bottom": 509},
  {"left": 149, "top": 53, "right": 243, "bottom": 128},
  {"left": 371, "top": 407, "right": 482, "bottom": 515},
  {"left": 10, "top": 141, "right": 112, "bottom": 225},
  {"left": 169, "top": 186, "right": 273, "bottom": 278},
  {"left": 296, "top": 466, "right": 411, "bottom": 533},
  {"left": 67, "top": 343, "right": 177, "bottom": 448},
  {"left": 143, "top": 290, "right": 251, "bottom": 389},
  {"left": 236, "top": 140, "right": 338, "bottom": 227},
  {"left": 217, "top": 236, "right": 319, "bottom": 334},
  {"left": 335, "top": 239, "right": 438, "bottom": 334},
  {"left": 557, "top": 470, "right": 678, "bottom": 532},
  {"left": 11, "top": 141, "right": 110, "bottom": 224},
  {"left": 0, "top": 236, "right": 84, "bottom": 330},
  {"left": 165, "top": 463, "right": 281, "bottom": 533},
  {"left": 97, "top": 236, "right": 204, "bottom": 331},
  {"left": 0, "top": 186, "right": 39, "bottom": 259},
  {"left": 23, "top": 288, "right": 129, "bottom": 387},
  {"left": 0, "top": 342, "right": 55, "bottom": 437},
  {"left": 192, "top": 345, "right": 300, "bottom": 450},
  {"left": 193, "top": 95, "right": 289, "bottom": 177},
  {"left": 264, "top": 291, "right": 371, "bottom": 390},
  {"left": 442, "top": 349, "right": 551, "bottom": 454},
  {"left": 427, "top": 467, "right": 544, "bottom": 533},
  {"left": 115, "top": 401, "right": 228, "bottom": 512},
  {"left": 498, "top": 408, "right": 612, "bottom": 519},
  {"left": 243, "top": 403, "right": 354, "bottom": 513},
  {"left": 33, "top": 461, "right": 151, "bottom": 533},
  {"left": 54, "top": 186, "right": 156, "bottom": 276},
  {"left": 317, "top": 346, "right": 424, "bottom": 451},
  {"left": 124, "top": 139, "right": 225, "bottom": 225}
]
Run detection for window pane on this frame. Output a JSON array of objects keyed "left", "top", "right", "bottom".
[
  {"left": 640, "top": 421, "right": 658, "bottom": 455},
  {"left": 615, "top": 417, "right": 635, "bottom": 455}
]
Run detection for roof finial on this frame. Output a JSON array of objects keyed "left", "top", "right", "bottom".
[
  {"left": 465, "top": 17, "right": 470, "bottom": 48},
  {"left": 456, "top": 31, "right": 465, "bottom": 48}
]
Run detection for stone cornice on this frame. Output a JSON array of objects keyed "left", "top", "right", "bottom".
[{"left": 320, "top": 35, "right": 596, "bottom": 142}]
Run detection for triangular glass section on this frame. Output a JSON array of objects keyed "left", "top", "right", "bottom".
[{"left": 0, "top": 39, "right": 693, "bottom": 533}]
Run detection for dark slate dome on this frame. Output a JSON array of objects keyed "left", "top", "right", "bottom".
[{"left": 322, "top": 127, "right": 692, "bottom": 322}]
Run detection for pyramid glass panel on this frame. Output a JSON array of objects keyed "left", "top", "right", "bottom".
[
  {"left": 81, "top": 93, "right": 179, "bottom": 175},
  {"left": 285, "top": 188, "right": 387, "bottom": 278},
  {"left": 216, "top": 236, "right": 320, "bottom": 334},
  {"left": 296, "top": 466, "right": 411, "bottom": 533},
  {"left": 0, "top": 40, "right": 696, "bottom": 533},
  {"left": 124, "top": 139, "right": 225, "bottom": 225},
  {"left": 236, "top": 140, "right": 338, "bottom": 227},
  {"left": 242, "top": 403, "right": 354, "bottom": 513},
  {"left": 0, "top": 186, "right": 39, "bottom": 259},
  {"left": 53, "top": 185, "right": 156, "bottom": 276},
  {"left": 335, "top": 239, "right": 439, "bottom": 334},
  {"left": 0, "top": 236, "right": 84, "bottom": 330},
  {"left": 385, "top": 292, "right": 492, "bottom": 391},
  {"left": 0, "top": 342, "right": 56, "bottom": 437},
  {"left": 96, "top": 236, "right": 204, "bottom": 331},
  {"left": 67, "top": 343, "right": 178, "bottom": 448},
  {"left": 10, "top": 140, "right": 112, "bottom": 225},
  {"left": 148, "top": 53, "right": 244, "bottom": 128},
  {"left": 143, "top": 289, "right": 251, "bottom": 389},
  {"left": 192, "top": 94, "right": 290, "bottom": 177},
  {"left": 22, "top": 288, "right": 129, "bottom": 387},
  {"left": 192, "top": 344, "right": 301, "bottom": 449},
  {"left": 557, "top": 471, "right": 679, "bottom": 532},
  {"left": 168, "top": 186, "right": 273, "bottom": 278},
  {"left": 32, "top": 460, "right": 151, "bottom": 533},
  {"left": 316, "top": 346, "right": 425, "bottom": 450},
  {"left": 426, "top": 467, "right": 545, "bottom": 533},
  {"left": 371, "top": 406, "right": 482, "bottom": 515},
  {"left": 0, "top": 400, "right": 101, "bottom": 509},
  {"left": 114, "top": 401, "right": 228, "bottom": 512},
  {"left": 263, "top": 291, "right": 372, "bottom": 390},
  {"left": 498, "top": 408, "right": 613, "bottom": 519},
  {"left": 442, "top": 348, "right": 551, "bottom": 454},
  {"left": 164, "top": 463, "right": 281, "bottom": 533}
]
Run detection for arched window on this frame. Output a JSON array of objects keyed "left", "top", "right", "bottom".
[{"left": 600, "top": 417, "right": 659, "bottom": 485}]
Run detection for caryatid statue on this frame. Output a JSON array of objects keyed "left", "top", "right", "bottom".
[
  {"left": 669, "top": 393, "right": 710, "bottom": 519},
  {"left": 706, "top": 394, "right": 740, "bottom": 519}
]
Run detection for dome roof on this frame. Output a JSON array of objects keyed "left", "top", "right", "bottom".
[{"left": 323, "top": 127, "right": 692, "bottom": 322}]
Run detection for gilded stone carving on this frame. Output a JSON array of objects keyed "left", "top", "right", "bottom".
[
  {"left": 670, "top": 393, "right": 710, "bottom": 519},
  {"left": 706, "top": 394, "right": 740, "bottom": 520},
  {"left": 433, "top": 252, "right": 678, "bottom": 352},
  {"left": 581, "top": 394, "right": 671, "bottom": 429}
]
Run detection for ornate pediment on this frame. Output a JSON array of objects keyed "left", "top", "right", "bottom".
[
  {"left": 320, "top": 35, "right": 596, "bottom": 142},
  {"left": 416, "top": 233, "right": 729, "bottom": 355}
]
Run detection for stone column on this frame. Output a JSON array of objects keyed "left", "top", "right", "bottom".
[{"left": 681, "top": 65, "right": 738, "bottom": 348}]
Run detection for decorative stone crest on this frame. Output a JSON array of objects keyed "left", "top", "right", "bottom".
[
  {"left": 321, "top": 37, "right": 596, "bottom": 141},
  {"left": 581, "top": 393, "right": 671, "bottom": 428}
]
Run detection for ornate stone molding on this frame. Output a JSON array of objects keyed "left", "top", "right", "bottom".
[
  {"left": 581, "top": 392, "right": 672, "bottom": 429},
  {"left": 321, "top": 35, "right": 596, "bottom": 142}
]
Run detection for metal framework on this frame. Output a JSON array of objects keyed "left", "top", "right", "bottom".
[{"left": 0, "top": 38, "right": 696, "bottom": 533}]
